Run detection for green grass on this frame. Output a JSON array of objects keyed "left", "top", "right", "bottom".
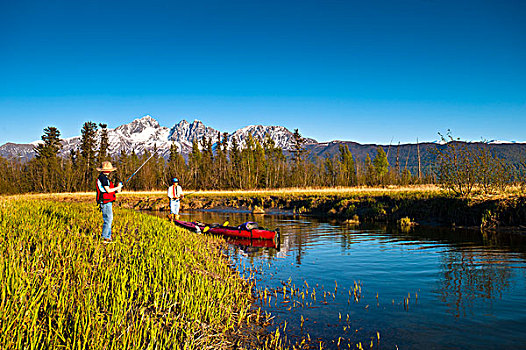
[{"left": 0, "top": 198, "right": 254, "bottom": 349}]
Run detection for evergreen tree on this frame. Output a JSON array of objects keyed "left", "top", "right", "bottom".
[
  {"left": 291, "top": 129, "right": 307, "bottom": 164},
  {"left": 324, "top": 155, "right": 337, "bottom": 187},
  {"left": 115, "top": 149, "right": 130, "bottom": 187},
  {"left": 364, "top": 154, "right": 376, "bottom": 186},
  {"left": 34, "top": 127, "right": 62, "bottom": 159},
  {"left": 401, "top": 168, "right": 412, "bottom": 185},
  {"left": 291, "top": 129, "right": 309, "bottom": 186},
  {"left": 189, "top": 139, "right": 202, "bottom": 189},
  {"left": 373, "top": 146, "right": 389, "bottom": 184},
  {"left": 254, "top": 139, "right": 266, "bottom": 188},
  {"left": 240, "top": 134, "right": 256, "bottom": 188},
  {"left": 62, "top": 151, "right": 76, "bottom": 192},
  {"left": 200, "top": 136, "right": 215, "bottom": 188},
  {"left": 167, "top": 143, "right": 187, "bottom": 187},
  {"left": 98, "top": 123, "right": 109, "bottom": 163},
  {"left": 229, "top": 137, "right": 241, "bottom": 188},
  {"left": 216, "top": 132, "right": 229, "bottom": 189},
  {"left": 263, "top": 134, "right": 286, "bottom": 188},
  {"left": 337, "top": 144, "right": 356, "bottom": 186},
  {"left": 127, "top": 150, "right": 141, "bottom": 190},
  {"left": 79, "top": 122, "right": 98, "bottom": 190},
  {"left": 33, "top": 126, "right": 63, "bottom": 192}
]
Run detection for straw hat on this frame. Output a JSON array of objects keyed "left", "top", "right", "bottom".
[{"left": 97, "top": 161, "right": 117, "bottom": 172}]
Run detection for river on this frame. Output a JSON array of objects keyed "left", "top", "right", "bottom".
[{"left": 153, "top": 210, "right": 526, "bottom": 349}]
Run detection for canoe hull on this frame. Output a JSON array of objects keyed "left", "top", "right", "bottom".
[
  {"left": 207, "top": 226, "right": 277, "bottom": 240},
  {"left": 172, "top": 219, "right": 202, "bottom": 233},
  {"left": 172, "top": 219, "right": 278, "bottom": 241}
]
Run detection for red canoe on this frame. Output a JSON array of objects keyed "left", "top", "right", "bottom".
[{"left": 172, "top": 219, "right": 279, "bottom": 241}]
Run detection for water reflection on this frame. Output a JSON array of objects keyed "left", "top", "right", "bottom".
[
  {"left": 438, "top": 248, "right": 516, "bottom": 318},
  {"left": 147, "top": 210, "right": 526, "bottom": 349}
]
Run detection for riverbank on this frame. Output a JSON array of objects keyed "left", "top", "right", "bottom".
[
  {"left": 20, "top": 186, "right": 526, "bottom": 230},
  {"left": 0, "top": 198, "right": 281, "bottom": 349}
]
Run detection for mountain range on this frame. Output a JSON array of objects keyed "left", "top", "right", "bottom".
[
  {"left": 1, "top": 115, "right": 525, "bottom": 175},
  {"left": 0, "top": 115, "right": 316, "bottom": 161}
]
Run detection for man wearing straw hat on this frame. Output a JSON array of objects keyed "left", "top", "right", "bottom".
[{"left": 96, "top": 161, "right": 123, "bottom": 243}]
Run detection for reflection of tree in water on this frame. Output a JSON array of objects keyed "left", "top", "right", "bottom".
[
  {"left": 292, "top": 226, "right": 307, "bottom": 266},
  {"left": 287, "top": 220, "right": 354, "bottom": 264},
  {"left": 437, "top": 249, "right": 514, "bottom": 318},
  {"left": 339, "top": 229, "right": 355, "bottom": 251}
]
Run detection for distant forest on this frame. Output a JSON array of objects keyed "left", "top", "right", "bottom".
[{"left": 1, "top": 123, "right": 525, "bottom": 196}]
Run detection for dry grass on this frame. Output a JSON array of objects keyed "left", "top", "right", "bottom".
[
  {"left": 2, "top": 184, "right": 522, "bottom": 201},
  {"left": 4, "top": 185, "right": 440, "bottom": 198}
]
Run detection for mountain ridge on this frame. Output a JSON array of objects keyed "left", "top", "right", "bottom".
[
  {"left": 1, "top": 115, "right": 525, "bottom": 176},
  {"left": 0, "top": 115, "right": 317, "bottom": 161}
]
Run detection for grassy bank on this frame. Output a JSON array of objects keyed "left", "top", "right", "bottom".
[
  {"left": 0, "top": 198, "right": 265, "bottom": 349},
  {"left": 23, "top": 185, "right": 526, "bottom": 229},
  {"left": 130, "top": 186, "right": 525, "bottom": 228},
  {"left": 10, "top": 185, "right": 526, "bottom": 228}
]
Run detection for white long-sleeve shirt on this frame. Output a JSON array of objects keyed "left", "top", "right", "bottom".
[{"left": 167, "top": 185, "right": 183, "bottom": 200}]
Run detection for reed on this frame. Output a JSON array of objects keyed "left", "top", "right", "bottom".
[{"left": 0, "top": 198, "right": 255, "bottom": 349}]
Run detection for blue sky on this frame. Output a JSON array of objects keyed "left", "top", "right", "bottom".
[{"left": 1, "top": 0, "right": 524, "bottom": 144}]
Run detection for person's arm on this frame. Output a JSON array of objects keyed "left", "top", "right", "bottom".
[
  {"left": 100, "top": 175, "right": 122, "bottom": 193},
  {"left": 178, "top": 186, "right": 184, "bottom": 198},
  {"left": 167, "top": 186, "right": 173, "bottom": 199},
  {"left": 104, "top": 184, "right": 122, "bottom": 193}
]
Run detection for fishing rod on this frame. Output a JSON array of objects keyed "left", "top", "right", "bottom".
[{"left": 123, "top": 149, "right": 159, "bottom": 185}]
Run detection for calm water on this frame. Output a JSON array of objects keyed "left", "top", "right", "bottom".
[{"left": 154, "top": 210, "right": 526, "bottom": 349}]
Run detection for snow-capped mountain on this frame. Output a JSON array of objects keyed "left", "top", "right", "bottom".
[
  {"left": 0, "top": 115, "right": 317, "bottom": 160},
  {"left": 487, "top": 140, "right": 519, "bottom": 144},
  {"left": 430, "top": 139, "right": 520, "bottom": 145},
  {"left": 57, "top": 115, "right": 174, "bottom": 159},
  {"left": 229, "top": 125, "right": 316, "bottom": 149},
  {"left": 167, "top": 119, "right": 221, "bottom": 154},
  {"left": 0, "top": 143, "right": 36, "bottom": 161}
]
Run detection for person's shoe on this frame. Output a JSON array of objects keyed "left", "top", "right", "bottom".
[
  {"left": 102, "top": 238, "right": 113, "bottom": 244},
  {"left": 175, "top": 214, "right": 180, "bottom": 220}
]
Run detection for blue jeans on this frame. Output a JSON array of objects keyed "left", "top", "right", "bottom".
[
  {"left": 101, "top": 202, "right": 113, "bottom": 239},
  {"left": 170, "top": 199, "right": 180, "bottom": 215}
]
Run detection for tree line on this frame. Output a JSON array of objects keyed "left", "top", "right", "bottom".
[{"left": 0, "top": 124, "right": 523, "bottom": 196}]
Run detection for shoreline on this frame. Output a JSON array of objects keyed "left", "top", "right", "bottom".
[{"left": 6, "top": 186, "right": 526, "bottom": 231}]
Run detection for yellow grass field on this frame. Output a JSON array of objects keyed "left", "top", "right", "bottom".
[
  {"left": 4, "top": 185, "right": 440, "bottom": 198},
  {"left": 4, "top": 184, "right": 522, "bottom": 201}
]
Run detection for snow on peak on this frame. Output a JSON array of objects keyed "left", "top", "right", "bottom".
[
  {"left": 488, "top": 140, "right": 517, "bottom": 144},
  {"left": 114, "top": 115, "right": 163, "bottom": 139},
  {"left": 3, "top": 116, "right": 318, "bottom": 160},
  {"left": 168, "top": 119, "right": 219, "bottom": 144},
  {"left": 229, "top": 124, "right": 311, "bottom": 150}
]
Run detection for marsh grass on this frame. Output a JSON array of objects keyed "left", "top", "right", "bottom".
[
  {"left": 0, "top": 198, "right": 258, "bottom": 349},
  {"left": 3, "top": 185, "right": 443, "bottom": 199},
  {"left": 3, "top": 184, "right": 523, "bottom": 203}
]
